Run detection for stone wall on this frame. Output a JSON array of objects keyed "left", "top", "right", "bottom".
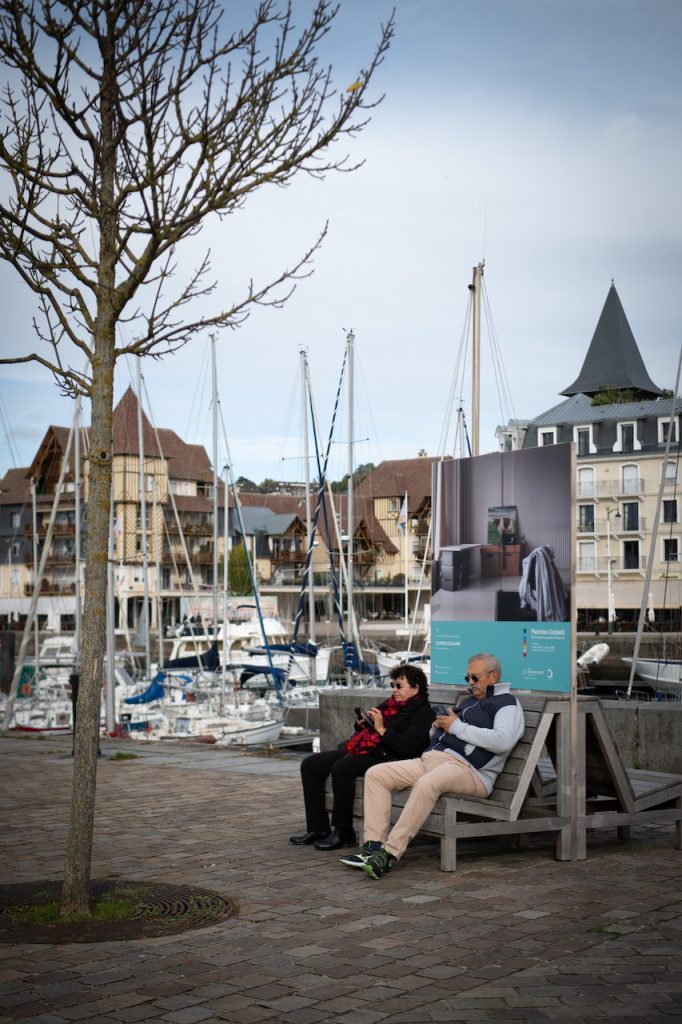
[{"left": 319, "top": 688, "right": 682, "bottom": 774}]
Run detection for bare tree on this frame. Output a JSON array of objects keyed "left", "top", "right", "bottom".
[{"left": 0, "top": 0, "right": 393, "bottom": 913}]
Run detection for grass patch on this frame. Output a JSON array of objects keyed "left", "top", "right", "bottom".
[
  {"left": 8, "top": 897, "right": 134, "bottom": 925},
  {"left": 108, "top": 751, "right": 141, "bottom": 761}
]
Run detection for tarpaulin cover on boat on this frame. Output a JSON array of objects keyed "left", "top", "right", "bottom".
[
  {"left": 164, "top": 641, "right": 220, "bottom": 670},
  {"left": 124, "top": 677, "right": 165, "bottom": 704},
  {"left": 247, "top": 642, "right": 317, "bottom": 657}
]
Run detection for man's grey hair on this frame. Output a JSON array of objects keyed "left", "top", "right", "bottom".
[{"left": 468, "top": 653, "right": 501, "bottom": 677}]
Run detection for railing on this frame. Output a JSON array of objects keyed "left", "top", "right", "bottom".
[
  {"left": 576, "top": 478, "right": 644, "bottom": 498},
  {"left": 163, "top": 519, "right": 213, "bottom": 535},
  {"left": 576, "top": 516, "right": 646, "bottom": 534},
  {"left": 576, "top": 555, "right": 648, "bottom": 573},
  {"left": 25, "top": 581, "right": 76, "bottom": 596},
  {"left": 270, "top": 549, "right": 306, "bottom": 563}
]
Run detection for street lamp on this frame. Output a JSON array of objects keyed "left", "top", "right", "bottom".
[{"left": 606, "top": 506, "right": 621, "bottom": 635}]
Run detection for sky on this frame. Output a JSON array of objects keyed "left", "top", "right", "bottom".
[{"left": 1, "top": 0, "right": 681, "bottom": 488}]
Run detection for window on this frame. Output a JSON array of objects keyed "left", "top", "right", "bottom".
[
  {"left": 578, "top": 505, "right": 595, "bottom": 532},
  {"left": 621, "top": 502, "right": 639, "bottom": 531},
  {"left": 10, "top": 512, "right": 20, "bottom": 529},
  {"left": 658, "top": 417, "right": 679, "bottom": 444},
  {"left": 578, "top": 540, "right": 596, "bottom": 571},
  {"left": 623, "top": 540, "right": 640, "bottom": 570},
  {"left": 574, "top": 425, "right": 595, "bottom": 456},
  {"left": 663, "top": 460, "right": 678, "bottom": 484},
  {"left": 389, "top": 498, "right": 398, "bottom": 512},
  {"left": 10, "top": 541, "right": 21, "bottom": 558},
  {"left": 663, "top": 500, "right": 678, "bottom": 523},
  {"left": 162, "top": 568, "right": 171, "bottom": 588},
  {"left": 614, "top": 421, "right": 640, "bottom": 454},
  {"left": 540, "top": 427, "right": 557, "bottom": 446},
  {"left": 577, "top": 466, "right": 595, "bottom": 498},
  {"left": 621, "top": 464, "right": 640, "bottom": 495},
  {"left": 664, "top": 538, "right": 679, "bottom": 562}
]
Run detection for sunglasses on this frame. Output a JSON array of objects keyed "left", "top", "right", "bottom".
[{"left": 464, "top": 672, "right": 491, "bottom": 684}]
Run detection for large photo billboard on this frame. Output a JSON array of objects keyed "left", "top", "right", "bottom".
[{"left": 431, "top": 444, "right": 573, "bottom": 692}]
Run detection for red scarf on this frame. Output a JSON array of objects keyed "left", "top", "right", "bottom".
[{"left": 343, "top": 693, "right": 419, "bottom": 756}]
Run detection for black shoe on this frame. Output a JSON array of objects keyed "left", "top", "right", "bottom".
[
  {"left": 289, "top": 830, "right": 330, "bottom": 846},
  {"left": 314, "top": 828, "right": 356, "bottom": 851}
]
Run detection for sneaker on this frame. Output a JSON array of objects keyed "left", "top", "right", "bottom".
[
  {"left": 339, "top": 841, "right": 383, "bottom": 868},
  {"left": 361, "top": 848, "right": 395, "bottom": 880}
]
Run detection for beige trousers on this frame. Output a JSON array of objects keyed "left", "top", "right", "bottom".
[{"left": 363, "top": 750, "right": 487, "bottom": 860}]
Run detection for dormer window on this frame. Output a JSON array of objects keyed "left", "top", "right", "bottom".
[
  {"left": 539, "top": 426, "right": 557, "bottom": 446},
  {"left": 573, "top": 425, "right": 596, "bottom": 457},
  {"left": 658, "top": 417, "right": 679, "bottom": 445},
  {"left": 613, "top": 421, "right": 641, "bottom": 454}
]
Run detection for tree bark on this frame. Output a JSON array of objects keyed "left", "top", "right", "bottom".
[{"left": 61, "top": 13, "right": 118, "bottom": 916}]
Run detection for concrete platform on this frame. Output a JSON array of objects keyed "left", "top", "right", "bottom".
[{"left": 1, "top": 732, "right": 681, "bottom": 1023}]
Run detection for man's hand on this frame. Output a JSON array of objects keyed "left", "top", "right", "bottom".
[{"left": 434, "top": 706, "right": 457, "bottom": 732}]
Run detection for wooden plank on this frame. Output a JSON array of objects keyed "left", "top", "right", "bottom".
[
  {"left": 510, "top": 710, "right": 556, "bottom": 819},
  {"left": 586, "top": 703, "right": 635, "bottom": 811}
]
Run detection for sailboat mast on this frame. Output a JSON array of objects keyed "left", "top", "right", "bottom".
[
  {"left": 211, "top": 334, "right": 219, "bottom": 639},
  {"left": 301, "top": 350, "right": 317, "bottom": 684},
  {"left": 105, "top": 488, "right": 116, "bottom": 732},
  {"left": 470, "top": 261, "right": 484, "bottom": 456},
  {"left": 31, "top": 479, "right": 39, "bottom": 677},
  {"left": 136, "top": 358, "right": 151, "bottom": 679},
  {"left": 346, "top": 329, "right": 355, "bottom": 685},
  {"left": 74, "top": 395, "right": 82, "bottom": 663}
]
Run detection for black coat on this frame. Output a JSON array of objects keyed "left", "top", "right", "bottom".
[{"left": 346, "top": 693, "right": 435, "bottom": 761}]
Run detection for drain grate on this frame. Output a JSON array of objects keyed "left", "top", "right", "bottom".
[{"left": 0, "top": 879, "right": 237, "bottom": 944}]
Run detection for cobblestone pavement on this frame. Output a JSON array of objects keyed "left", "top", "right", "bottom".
[{"left": 1, "top": 733, "right": 681, "bottom": 1024}]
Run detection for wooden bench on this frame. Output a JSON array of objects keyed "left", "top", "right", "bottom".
[{"left": 330, "top": 694, "right": 682, "bottom": 872}]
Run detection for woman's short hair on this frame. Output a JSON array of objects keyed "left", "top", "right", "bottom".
[{"left": 390, "top": 662, "right": 428, "bottom": 695}]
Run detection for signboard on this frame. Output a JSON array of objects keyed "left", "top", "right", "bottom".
[{"left": 431, "top": 444, "right": 573, "bottom": 692}]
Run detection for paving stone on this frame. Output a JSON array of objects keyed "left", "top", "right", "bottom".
[{"left": 1, "top": 734, "right": 681, "bottom": 1024}]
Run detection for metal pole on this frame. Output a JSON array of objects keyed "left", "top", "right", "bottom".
[
  {"left": 301, "top": 350, "right": 317, "bottom": 684},
  {"left": 74, "top": 395, "right": 82, "bottom": 664},
  {"left": 470, "top": 261, "right": 484, "bottom": 457},
  {"left": 152, "top": 480, "right": 164, "bottom": 670},
  {"left": 136, "top": 358, "right": 151, "bottom": 679},
  {"left": 105, "top": 489, "right": 116, "bottom": 732},
  {"left": 346, "top": 330, "right": 354, "bottom": 685},
  {"left": 211, "top": 334, "right": 219, "bottom": 642},
  {"left": 221, "top": 463, "right": 229, "bottom": 714},
  {"left": 607, "top": 509, "right": 613, "bottom": 636},
  {"left": 31, "top": 479, "right": 40, "bottom": 675}
]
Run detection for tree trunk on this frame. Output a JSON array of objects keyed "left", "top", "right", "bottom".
[{"left": 61, "top": 13, "right": 118, "bottom": 915}]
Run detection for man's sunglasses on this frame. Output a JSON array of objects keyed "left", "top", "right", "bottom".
[{"left": 464, "top": 672, "right": 491, "bottom": 683}]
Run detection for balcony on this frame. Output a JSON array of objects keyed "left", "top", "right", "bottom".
[
  {"left": 271, "top": 548, "right": 306, "bottom": 564},
  {"left": 576, "top": 479, "right": 644, "bottom": 499},
  {"left": 163, "top": 518, "right": 213, "bottom": 535},
  {"left": 25, "top": 581, "right": 76, "bottom": 596},
  {"left": 576, "top": 555, "right": 647, "bottom": 574}
]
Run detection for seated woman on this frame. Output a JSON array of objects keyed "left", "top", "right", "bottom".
[{"left": 289, "top": 663, "right": 435, "bottom": 851}]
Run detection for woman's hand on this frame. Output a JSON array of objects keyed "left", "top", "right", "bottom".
[{"left": 368, "top": 707, "right": 385, "bottom": 736}]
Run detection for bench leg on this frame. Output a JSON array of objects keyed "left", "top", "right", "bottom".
[
  {"left": 617, "top": 825, "right": 631, "bottom": 841},
  {"left": 675, "top": 796, "right": 682, "bottom": 851},
  {"left": 441, "top": 801, "right": 457, "bottom": 872}
]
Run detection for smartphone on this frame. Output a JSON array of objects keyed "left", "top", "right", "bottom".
[{"left": 355, "top": 706, "right": 375, "bottom": 727}]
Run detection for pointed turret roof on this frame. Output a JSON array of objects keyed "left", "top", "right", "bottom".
[{"left": 561, "top": 283, "right": 662, "bottom": 399}]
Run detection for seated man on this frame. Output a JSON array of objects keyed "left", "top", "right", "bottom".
[{"left": 341, "top": 652, "right": 524, "bottom": 879}]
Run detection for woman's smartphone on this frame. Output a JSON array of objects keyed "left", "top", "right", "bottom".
[{"left": 354, "top": 706, "right": 375, "bottom": 728}]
